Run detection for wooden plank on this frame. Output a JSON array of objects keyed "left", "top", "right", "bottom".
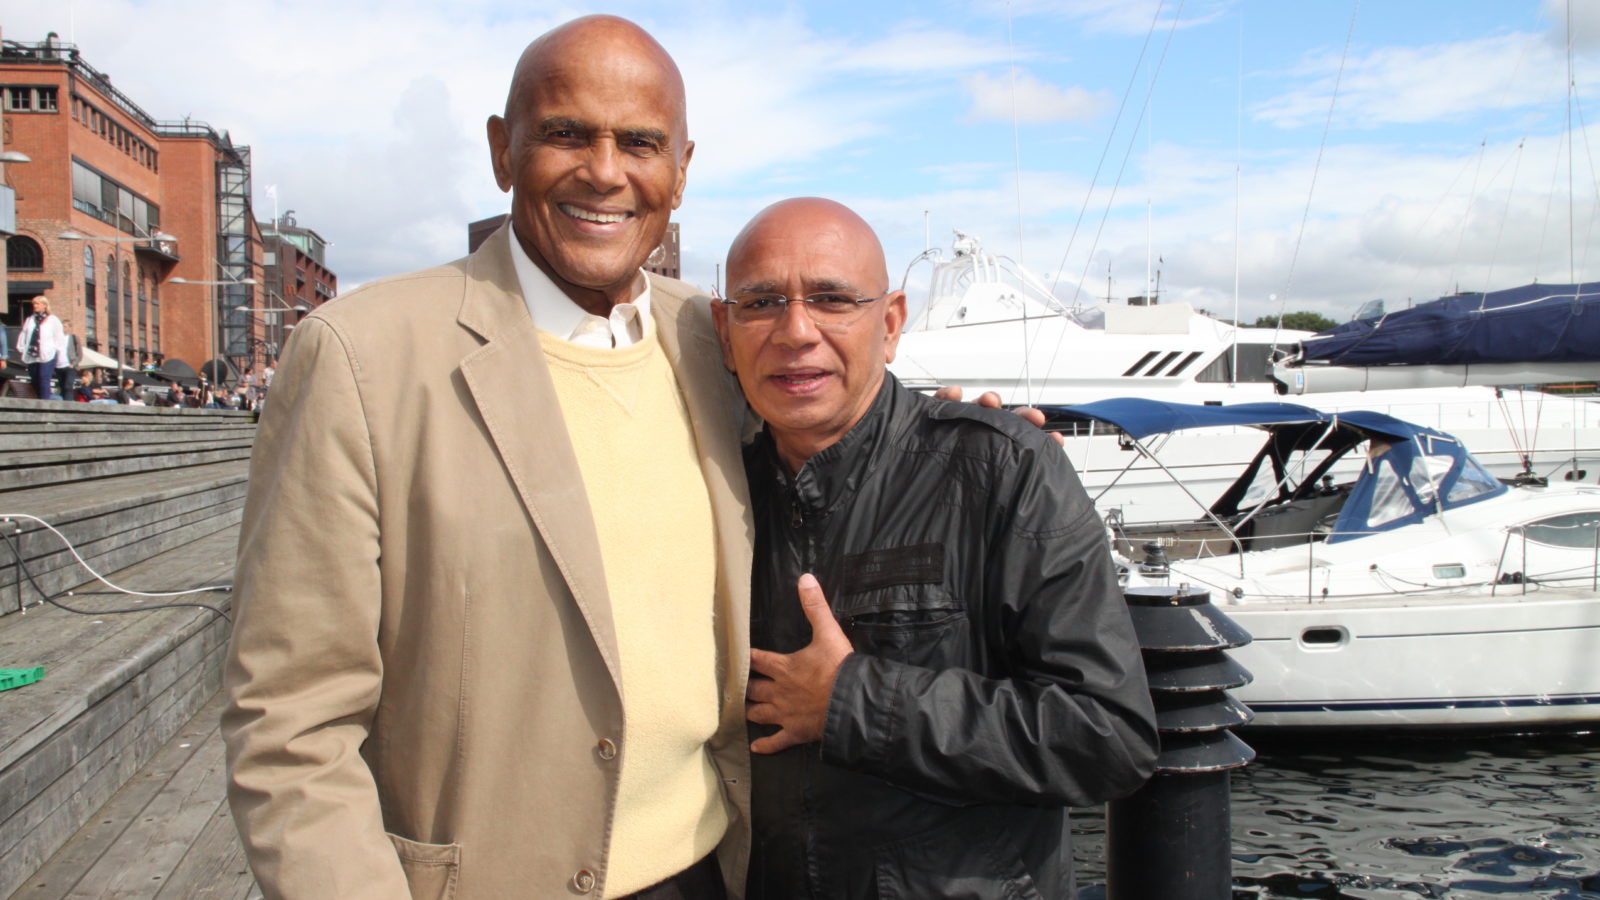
[
  {"left": 0, "top": 401, "right": 252, "bottom": 423},
  {"left": 0, "top": 448, "right": 254, "bottom": 493},
  {"left": 0, "top": 649, "right": 224, "bottom": 900},
  {"left": 0, "top": 461, "right": 249, "bottom": 525},
  {"left": 154, "top": 800, "right": 259, "bottom": 900},
  {"left": 0, "top": 428, "right": 255, "bottom": 454},
  {"left": 8, "top": 692, "right": 226, "bottom": 900},
  {"left": 59, "top": 723, "right": 227, "bottom": 898},
  {"left": 0, "top": 620, "right": 228, "bottom": 841},
  {"left": 0, "top": 438, "right": 256, "bottom": 470}
]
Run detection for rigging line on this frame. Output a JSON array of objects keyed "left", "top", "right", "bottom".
[
  {"left": 1570, "top": 46, "right": 1600, "bottom": 277},
  {"left": 1273, "top": 0, "right": 1360, "bottom": 352},
  {"left": 1448, "top": 139, "right": 1490, "bottom": 298},
  {"left": 1485, "top": 140, "right": 1527, "bottom": 298},
  {"left": 1535, "top": 136, "right": 1566, "bottom": 285},
  {"left": 1568, "top": 0, "right": 1577, "bottom": 284},
  {"left": 1032, "top": 1, "right": 1186, "bottom": 391},
  {"left": 1063, "top": 1, "right": 1187, "bottom": 312},
  {"left": 1035, "top": 1, "right": 1185, "bottom": 387},
  {"left": 1046, "top": 0, "right": 1167, "bottom": 300}
]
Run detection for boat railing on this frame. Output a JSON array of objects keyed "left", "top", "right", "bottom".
[{"left": 1119, "top": 517, "right": 1600, "bottom": 603}]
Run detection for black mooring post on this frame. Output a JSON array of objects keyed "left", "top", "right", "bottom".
[{"left": 1106, "top": 585, "right": 1256, "bottom": 900}]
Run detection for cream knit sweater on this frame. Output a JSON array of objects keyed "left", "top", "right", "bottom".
[{"left": 539, "top": 330, "right": 727, "bottom": 894}]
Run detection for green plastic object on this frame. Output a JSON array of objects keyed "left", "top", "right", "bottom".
[{"left": 0, "top": 667, "right": 44, "bottom": 692}]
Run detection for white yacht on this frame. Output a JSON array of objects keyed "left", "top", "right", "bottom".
[{"left": 890, "top": 233, "right": 1600, "bottom": 511}]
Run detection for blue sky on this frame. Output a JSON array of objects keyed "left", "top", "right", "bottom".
[{"left": 12, "top": 0, "right": 1599, "bottom": 321}]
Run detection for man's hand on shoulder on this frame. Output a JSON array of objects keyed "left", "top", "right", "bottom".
[
  {"left": 746, "top": 574, "right": 853, "bottom": 754},
  {"left": 932, "top": 385, "right": 1064, "bottom": 446}
]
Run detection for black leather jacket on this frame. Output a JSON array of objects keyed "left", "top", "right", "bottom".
[{"left": 745, "top": 375, "right": 1159, "bottom": 900}]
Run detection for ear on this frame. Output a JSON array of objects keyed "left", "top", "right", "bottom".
[
  {"left": 882, "top": 290, "right": 908, "bottom": 364},
  {"left": 709, "top": 295, "right": 736, "bottom": 372},
  {"left": 671, "top": 140, "right": 695, "bottom": 210},
  {"left": 486, "top": 116, "right": 513, "bottom": 192}
]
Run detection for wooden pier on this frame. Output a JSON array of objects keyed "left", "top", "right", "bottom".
[{"left": 0, "top": 398, "right": 257, "bottom": 899}]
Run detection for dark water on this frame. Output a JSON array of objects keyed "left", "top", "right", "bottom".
[{"left": 1073, "top": 730, "right": 1600, "bottom": 899}]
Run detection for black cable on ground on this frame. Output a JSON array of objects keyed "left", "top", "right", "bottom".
[{"left": 1, "top": 528, "right": 231, "bottom": 623}]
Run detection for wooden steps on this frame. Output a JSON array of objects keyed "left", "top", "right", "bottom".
[
  {"left": 7, "top": 691, "right": 260, "bottom": 900},
  {"left": 0, "top": 397, "right": 255, "bottom": 898}
]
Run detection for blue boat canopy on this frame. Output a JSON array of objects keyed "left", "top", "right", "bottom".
[
  {"left": 1040, "top": 398, "right": 1423, "bottom": 442},
  {"left": 1295, "top": 282, "right": 1600, "bottom": 367},
  {"left": 1042, "top": 398, "right": 1508, "bottom": 543}
]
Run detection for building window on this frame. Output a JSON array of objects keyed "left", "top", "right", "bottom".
[
  {"left": 123, "top": 261, "right": 134, "bottom": 350},
  {"left": 106, "top": 256, "right": 119, "bottom": 356},
  {"left": 84, "top": 245, "right": 97, "bottom": 345},
  {"left": 70, "top": 159, "right": 160, "bottom": 237},
  {"left": 2, "top": 85, "right": 57, "bottom": 112},
  {"left": 152, "top": 282, "right": 160, "bottom": 354},
  {"left": 6, "top": 235, "right": 43, "bottom": 271},
  {"left": 138, "top": 273, "right": 149, "bottom": 353}
]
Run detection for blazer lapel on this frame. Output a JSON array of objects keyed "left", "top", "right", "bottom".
[
  {"left": 652, "top": 282, "right": 754, "bottom": 711},
  {"left": 456, "top": 226, "right": 621, "bottom": 688}
]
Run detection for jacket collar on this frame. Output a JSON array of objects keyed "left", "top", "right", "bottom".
[{"left": 762, "top": 372, "right": 906, "bottom": 517}]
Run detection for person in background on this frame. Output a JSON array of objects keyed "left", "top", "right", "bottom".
[
  {"left": 56, "top": 319, "right": 82, "bottom": 400},
  {"left": 17, "top": 295, "right": 65, "bottom": 401},
  {"left": 715, "top": 198, "right": 1158, "bottom": 899}
]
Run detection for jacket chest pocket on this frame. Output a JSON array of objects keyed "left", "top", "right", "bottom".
[{"left": 835, "top": 543, "right": 967, "bottom": 668}]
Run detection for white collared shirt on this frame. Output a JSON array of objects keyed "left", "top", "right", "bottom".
[{"left": 508, "top": 230, "right": 653, "bottom": 349}]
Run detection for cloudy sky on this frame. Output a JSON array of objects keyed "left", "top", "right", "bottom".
[{"left": 11, "top": 0, "right": 1600, "bottom": 322}]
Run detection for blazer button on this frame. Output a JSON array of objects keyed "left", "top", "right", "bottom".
[
  {"left": 597, "top": 738, "right": 617, "bottom": 761},
  {"left": 572, "top": 868, "right": 596, "bottom": 893}
]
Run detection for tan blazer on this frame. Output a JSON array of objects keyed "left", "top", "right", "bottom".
[{"left": 223, "top": 225, "right": 754, "bottom": 899}]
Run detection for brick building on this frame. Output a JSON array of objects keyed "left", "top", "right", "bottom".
[
  {"left": 257, "top": 211, "right": 335, "bottom": 359},
  {"left": 0, "top": 34, "right": 332, "bottom": 382}
]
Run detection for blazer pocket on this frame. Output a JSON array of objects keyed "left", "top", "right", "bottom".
[{"left": 387, "top": 832, "right": 462, "bottom": 900}]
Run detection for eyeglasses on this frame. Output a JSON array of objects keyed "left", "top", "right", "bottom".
[{"left": 719, "top": 291, "right": 887, "bottom": 329}]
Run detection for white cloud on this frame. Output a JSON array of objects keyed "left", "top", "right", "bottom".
[
  {"left": 967, "top": 68, "right": 1109, "bottom": 123},
  {"left": 976, "top": 0, "right": 1227, "bottom": 37},
  {"left": 1544, "top": 0, "right": 1600, "bottom": 51},
  {"left": 1253, "top": 31, "right": 1599, "bottom": 130}
]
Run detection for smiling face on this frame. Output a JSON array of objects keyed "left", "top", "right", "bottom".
[
  {"left": 488, "top": 17, "right": 693, "bottom": 316},
  {"left": 713, "top": 198, "right": 907, "bottom": 473}
]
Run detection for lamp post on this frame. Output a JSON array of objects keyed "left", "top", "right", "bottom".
[
  {"left": 170, "top": 272, "right": 257, "bottom": 383},
  {"left": 237, "top": 289, "right": 309, "bottom": 361},
  {"left": 58, "top": 230, "right": 180, "bottom": 388}
]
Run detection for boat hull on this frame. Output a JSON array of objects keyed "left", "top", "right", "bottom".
[{"left": 1222, "top": 592, "right": 1600, "bottom": 730}]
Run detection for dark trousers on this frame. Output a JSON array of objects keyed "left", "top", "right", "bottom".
[
  {"left": 27, "top": 359, "right": 57, "bottom": 400},
  {"left": 57, "top": 366, "right": 78, "bottom": 400},
  {"left": 617, "top": 854, "right": 726, "bottom": 900}
]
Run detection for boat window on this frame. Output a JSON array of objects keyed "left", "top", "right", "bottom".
[
  {"left": 1368, "top": 459, "right": 1417, "bottom": 527},
  {"left": 1414, "top": 454, "right": 1455, "bottom": 507},
  {"left": 1239, "top": 461, "right": 1280, "bottom": 507},
  {"left": 1520, "top": 512, "right": 1600, "bottom": 549},
  {"left": 1446, "top": 454, "right": 1501, "bottom": 504},
  {"left": 1195, "top": 344, "right": 1277, "bottom": 383}
]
